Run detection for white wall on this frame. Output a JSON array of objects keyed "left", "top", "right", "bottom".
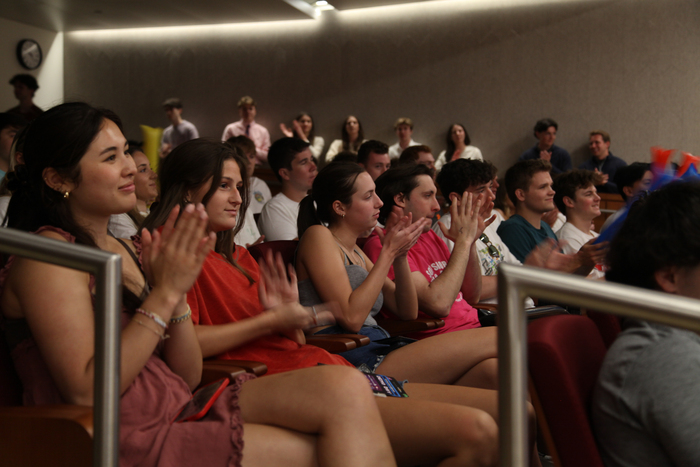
[{"left": 0, "top": 17, "right": 63, "bottom": 112}]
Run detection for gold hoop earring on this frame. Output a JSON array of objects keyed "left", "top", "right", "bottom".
[{"left": 63, "top": 191, "right": 70, "bottom": 199}]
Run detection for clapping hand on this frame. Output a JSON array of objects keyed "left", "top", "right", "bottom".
[
  {"left": 438, "top": 191, "right": 495, "bottom": 244},
  {"left": 140, "top": 204, "right": 216, "bottom": 315},
  {"left": 376, "top": 206, "right": 429, "bottom": 258},
  {"left": 258, "top": 250, "right": 299, "bottom": 309}
]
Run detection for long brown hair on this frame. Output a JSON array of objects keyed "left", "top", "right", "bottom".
[{"left": 142, "top": 139, "right": 254, "bottom": 284}]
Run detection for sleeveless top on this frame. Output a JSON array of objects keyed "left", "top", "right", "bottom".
[
  {"left": 297, "top": 245, "right": 384, "bottom": 327},
  {"left": 0, "top": 226, "right": 252, "bottom": 467}
]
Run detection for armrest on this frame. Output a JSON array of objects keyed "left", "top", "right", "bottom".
[
  {"left": 201, "top": 361, "right": 248, "bottom": 386},
  {"left": 0, "top": 405, "right": 93, "bottom": 467},
  {"left": 475, "top": 302, "right": 498, "bottom": 312},
  {"left": 306, "top": 336, "right": 358, "bottom": 353},
  {"left": 332, "top": 334, "right": 370, "bottom": 347},
  {"left": 526, "top": 305, "right": 568, "bottom": 320},
  {"left": 203, "top": 358, "right": 268, "bottom": 376},
  {"left": 375, "top": 318, "right": 445, "bottom": 337},
  {"left": 478, "top": 304, "right": 568, "bottom": 327}
]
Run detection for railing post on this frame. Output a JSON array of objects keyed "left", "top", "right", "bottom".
[
  {"left": 0, "top": 228, "right": 121, "bottom": 467},
  {"left": 498, "top": 267, "right": 528, "bottom": 467},
  {"left": 496, "top": 262, "right": 700, "bottom": 467}
]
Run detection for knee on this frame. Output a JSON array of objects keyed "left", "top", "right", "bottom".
[
  {"left": 316, "top": 366, "right": 373, "bottom": 404},
  {"left": 454, "top": 410, "right": 499, "bottom": 467}
]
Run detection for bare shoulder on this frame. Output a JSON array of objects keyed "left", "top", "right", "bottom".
[
  {"left": 37, "top": 229, "right": 71, "bottom": 242},
  {"left": 3, "top": 231, "right": 89, "bottom": 319},
  {"left": 298, "top": 225, "right": 334, "bottom": 252}
]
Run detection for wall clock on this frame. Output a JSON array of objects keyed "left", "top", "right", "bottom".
[{"left": 16, "top": 39, "right": 43, "bottom": 70}]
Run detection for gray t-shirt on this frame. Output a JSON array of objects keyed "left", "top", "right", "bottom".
[
  {"left": 161, "top": 120, "right": 199, "bottom": 148},
  {"left": 592, "top": 319, "right": 700, "bottom": 467}
]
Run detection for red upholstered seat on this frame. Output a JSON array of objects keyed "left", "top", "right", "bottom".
[
  {"left": 247, "top": 240, "right": 299, "bottom": 267},
  {"left": 528, "top": 314, "right": 607, "bottom": 467},
  {"left": 585, "top": 310, "right": 622, "bottom": 349}
]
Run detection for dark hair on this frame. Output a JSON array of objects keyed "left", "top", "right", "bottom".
[
  {"left": 2, "top": 102, "right": 146, "bottom": 311},
  {"left": 445, "top": 123, "right": 471, "bottom": 157},
  {"left": 5, "top": 102, "right": 122, "bottom": 244},
  {"left": 398, "top": 145, "right": 432, "bottom": 165},
  {"left": 606, "top": 181, "right": 700, "bottom": 290},
  {"left": 162, "top": 98, "right": 183, "bottom": 109},
  {"left": 436, "top": 159, "right": 493, "bottom": 206},
  {"left": 341, "top": 115, "right": 364, "bottom": 153},
  {"left": 143, "top": 139, "right": 254, "bottom": 284},
  {"left": 226, "top": 135, "right": 256, "bottom": 158},
  {"left": 552, "top": 169, "right": 603, "bottom": 213},
  {"left": 613, "top": 162, "right": 651, "bottom": 201},
  {"left": 332, "top": 151, "right": 358, "bottom": 163},
  {"left": 357, "top": 140, "right": 389, "bottom": 166},
  {"left": 493, "top": 177, "right": 512, "bottom": 217},
  {"left": 0, "top": 112, "right": 27, "bottom": 132},
  {"left": 268, "top": 137, "right": 310, "bottom": 183},
  {"left": 127, "top": 140, "right": 144, "bottom": 153},
  {"left": 533, "top": 118, "right": 558, "bottom": 137},
  {"left": 297, "top": 161, "right": 365, "bottom": 238},
  {"left": 9, "top": 74, "right": 39, "bottom": 91},
  {"left": 375, "top": 164, "right": 434, "bottom": 224},
  {"left": 293, "top": 112, "right": 315, "bottom": 141},
  {"left": 504, "top": 159, "right": 552, "bottom": 206}
]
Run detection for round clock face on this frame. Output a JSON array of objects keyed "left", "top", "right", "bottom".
[{"left": 17, "top": 39, "right": 42, "bottom": 70}]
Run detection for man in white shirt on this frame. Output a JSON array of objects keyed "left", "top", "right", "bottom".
[
  {"left": 159, "top": 98, "right": 199, "bottom": 158},
  {"left": 257, "top": 138, "right": 317, "bottom": 241},
  {"left": 552, "top": 169, "right": 607, "bottom": 278},
  {"left": 433, "top": 159, "right": 525, "bottom": 304},
  {"left": 388, "top": 117, "right": 420, "bottom": 160},
  {"left": 221, "top": 96, "right": 271, "bottom": 165}
]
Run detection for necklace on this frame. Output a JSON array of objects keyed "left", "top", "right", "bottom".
[{"left": 330, "top": 230, "right": 362, "bottom": 265}]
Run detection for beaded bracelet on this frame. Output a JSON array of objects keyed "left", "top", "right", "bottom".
[
  {"left": 135, "top": 308, "right": 168, "bottom": 330},
  {"left": 133, "top": 316, "right": 169, "bottom": 341},
  {"left": 169, "top": 304, "right": 192, "bottom": 325}
]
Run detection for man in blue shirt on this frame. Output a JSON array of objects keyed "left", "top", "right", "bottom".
[
  {"left": 498, "top": 159, "right": 606, "bottom": 276},
  {"left": 519, "top": 118, "right": 572, "bottom": 174},
  {"left": 498, "top": 159, "right": 558, "bottom": 262},
  {"left": 578, "top": 130, "right": 627, "bottom": 193}
]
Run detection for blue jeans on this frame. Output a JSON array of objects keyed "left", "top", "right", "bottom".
[{"left": 314, "top": 324, "right": 414, "bottom": 372}]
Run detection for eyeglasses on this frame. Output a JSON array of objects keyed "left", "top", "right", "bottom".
[{"left": 479, "top": 233, "right": 501, "bottom": 260}]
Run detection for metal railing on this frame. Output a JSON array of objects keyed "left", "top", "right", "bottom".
[
  {"left": 497, "top": 263, "right": 700, "bottom": 467},
  {"left": 0, "top": 228, "right": 121, "bottom": 467}
]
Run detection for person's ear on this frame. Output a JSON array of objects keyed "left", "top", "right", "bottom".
[
  {"left": 515, "top": 188, "right": 526, "bottom": 203},
  {"left": 332, "top": 200, "right": 345, "bottom": 218},
  {"left": 563, "top": 196, "right": 575, "bottom": 209},
  {"left": 42, "top": 167, "right": 74, "bottom": 195},
  {"left": 393, "top": 192, "right": 406, "bottom": 209},
  {"left": 622, "top": 186, "right": 634, "bottom": 199},
  {"left": 279, "top": 168, "right": 291, "bottom": 182},
  {"left": 654, "top": 266, "right": 680, "bottom": 294}
]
